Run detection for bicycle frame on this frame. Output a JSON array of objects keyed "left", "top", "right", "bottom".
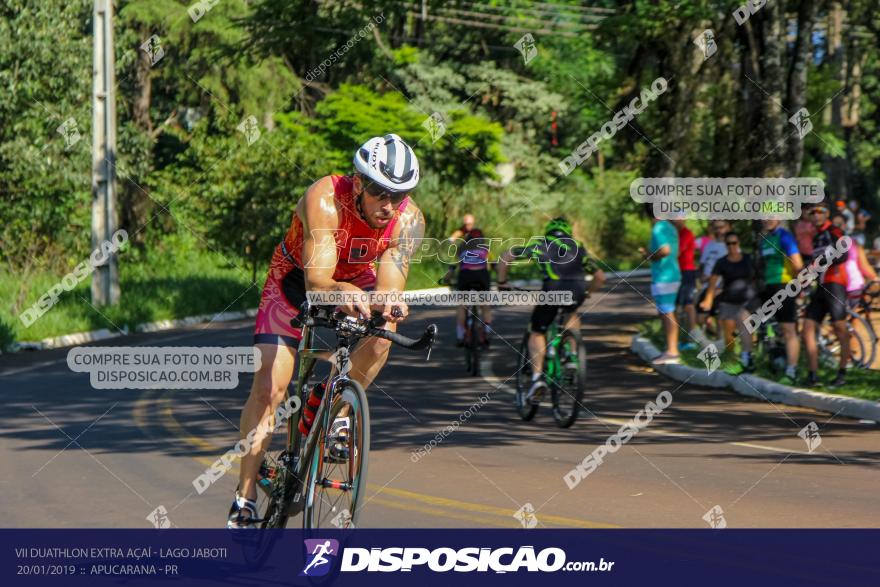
[
  {"left": 543, "top": 313, "right": 573, "bottom": 386},
  {"left": 257, "top": 312, "right": 356, "bottom": 518}
]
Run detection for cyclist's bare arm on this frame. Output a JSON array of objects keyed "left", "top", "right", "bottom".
[
  {"left": 590, "top": 269, "right": 606, "bottom": 294},
  {"left": 375, "top": 204, "right": 425, "bottom": 322},
  {"left": 789, "top": 252, "right": 805, "bottom": 274},
  {"left": 299, "top": 178, "right": 370, "bottom": 317},
  {"left": 496, "top": 248, "right": 519, "bottom": 284}
]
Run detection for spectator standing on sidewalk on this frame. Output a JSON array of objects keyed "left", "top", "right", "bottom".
[
  {"left": 700, "top": 231, "right": 757, "bottom": 373},
  {"left": 672, "top": 219, "right": 699, "bottom": 349},
  {"left": 756, "top": 220, "right": 804, "bottom": 384},
  {"left": 696, "top": 220, "right": 729, "bottom": 339},
  {"left": 640, "top": 205, "right": 681, "bottom": 364}
]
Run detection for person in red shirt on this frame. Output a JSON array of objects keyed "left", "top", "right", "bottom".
[
  {"left": 802, "top": 202, "right": 850, "bottom": 387},
  {"left": 672, "top": 219, "right": 699, "bottom": 347}
]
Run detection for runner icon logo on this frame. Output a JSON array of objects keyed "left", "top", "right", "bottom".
[
  {"left": 513, "top": 503, "right": 538, "bottom": 529},
  {"left": 331, "top": 509, "right": 355, "bottom": 529},
  {"left": 694, "top": 29, "right": 717, "bottom": 61},
  {"left": 301, "top": 539, "right": 340, "bottom": 577},
  {"left": 146, "top": 505, "right": 171, "bottom": 529},
  {"left": 798, "top": 422, "right": 822, "bottom": 453},
  {"left": 514, "top": 33, "right": 538, "bottom": 65},
  {"left": 789, "top": 108, "right": 813, "bottom": 139},
  {"left": 702, "top": 505, "right": 727, "bottom": 529},
  {"left": 697, "top": 344, "right": 721, "bottom": 374}
]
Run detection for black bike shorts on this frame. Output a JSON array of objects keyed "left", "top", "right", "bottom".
[
  {"left": 760, "top": 284, "right": 798, "bottom": 323},
  {"left": 530, "top": 280, "right": 587, "bottom": 334},
  {"left": 457, "top": 268, "right": 491, "bottom": 291},
  {"left": 676, "top": 270, "right": 698, "bottom": 306},
  {"left": 805, "top": 282, "right": 848, "bottom": 323}
]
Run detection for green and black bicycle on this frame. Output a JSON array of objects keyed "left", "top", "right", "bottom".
[{"left": 514, "top": 308, "right": 587, "bottom": 428}]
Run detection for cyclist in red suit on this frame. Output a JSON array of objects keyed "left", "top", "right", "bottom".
[{"left": 229, "top": 134, "right": 425, "bottom": 527}]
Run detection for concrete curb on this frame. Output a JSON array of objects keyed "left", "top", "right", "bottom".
[
  {"left": 12, "top": 309, "right": 261, "bottom": 352},
  {"left": 630, "top": 334, "right": 880, "bottom": 422},
  {"left": 6, "top": 285, "right": 461, "bottom": 353}
]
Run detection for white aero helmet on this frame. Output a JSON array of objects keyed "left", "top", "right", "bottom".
[{"left": 353, "top": 133, "right": 420, "bottom": 193}]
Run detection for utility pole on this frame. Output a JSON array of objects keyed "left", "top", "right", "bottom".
[{"left": 91, "top": 0, "right": 119, "bottom": 306}]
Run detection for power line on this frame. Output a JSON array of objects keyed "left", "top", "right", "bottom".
[
  {"left": 402, "top": 3, "right": 599, "bottom": 33},
  {"left": 408, "top": 11, "right": 592, "bottom": 38}
]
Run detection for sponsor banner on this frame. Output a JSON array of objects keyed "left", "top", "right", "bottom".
[
  {"left": 1, "top": 529, "right": 876, "bottom": 585},
  {"left": 307, "top": 291, "right": 573, "bottom": 307}
]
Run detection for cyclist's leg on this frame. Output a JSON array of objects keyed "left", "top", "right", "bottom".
[
  {"left": 776, "top": 292, "right": 800, "bottom": 374},
  {"left": 343, "top": 270, "right": 393, "bottom": 395},
  {"left": 832, "top": 319, "right": 850, "bottom": 370},
  {"left": 349, "top": 334, "right": 393, "bottom": 390},
  {"left": 238, "top": 343, "right": 297, "bottom": 501},
  {"left": 529, "top": 304, "right": 559, "bottom": 377},
  {"left": 827, "top": 284, "right": 851, "bottom": 370},
  {"left": 802, "top": 319, "right": 820, "bottom": 372},
  {"left": 456, "top": 306, "right": 466, "bottom": 342},
  {"left": 238, "top": 265, "right": 306, "bottom": 503},
  {"left": 803, "top": 286, "right": 830, "bottom": 373},
  {"left": 561, "top": 280, "right": 587, "bottom": 333}
]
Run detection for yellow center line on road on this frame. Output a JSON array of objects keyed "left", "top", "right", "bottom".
[
  {"left": 139, "top": 392, "right": 617, "bottom": 528},
  {"left": 373, "top": 486, "right": 618, "bottom": 528},
  {"left": 365, "top": 496, "right": 517, "bottom": 528}
]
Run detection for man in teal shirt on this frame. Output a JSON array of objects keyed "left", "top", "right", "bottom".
[{"left": 640, "top": 204, "right": 681, "bottom": 363}]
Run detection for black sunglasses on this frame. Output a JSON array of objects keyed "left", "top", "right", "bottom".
[
  {"left": 726, "top": 240, "right": 739, "bottom": 246},
  {"left": 363, "top": 180, "right": 408, "bottom": 204}
]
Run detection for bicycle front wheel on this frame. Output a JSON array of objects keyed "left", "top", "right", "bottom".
[
  {"left": 551, "top": 329, "right": 586, "bottom": 428},
  {"left": 303, "top": 382, "right": 370, "bottom": 529}
]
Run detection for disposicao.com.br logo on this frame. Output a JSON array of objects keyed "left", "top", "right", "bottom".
[
  {"left": 300, "top": 539, "right": 340, "bottom": 577},
  {"left": 302, "top": 542, "right": 614, "bottom": 574}
]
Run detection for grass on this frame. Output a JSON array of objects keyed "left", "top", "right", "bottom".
[
  {"left": 2, "top": 234, "right": 263, "bottom": 347},
  {"left": 638, "top": 319, "right": 880, "bottom": 402},
  {"left": 0, "top": 242, "right": 462, "bottom": 349}
]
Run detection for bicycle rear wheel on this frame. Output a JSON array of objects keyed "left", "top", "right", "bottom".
[
  {"left": 551, "top": 329, "right": 586, "bottom": 428},
  {"left": 515, "top": 332, "right": 539, "bottom": 421},
  {"left": 849, "top": 311, "right": 877, "bottom": 368},
  {"left": 464, "top": 308, "right": 482, "bottom": 376},
  {"left": 818, "top": 315, "right": 868, "bottom": 369},
  {"left": 302, "top": 381, "right": 369, "bottom": 529}
]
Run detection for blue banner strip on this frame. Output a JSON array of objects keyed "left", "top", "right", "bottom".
[{"left": 2, "top": 529, "right": 877, "bottom": 586}]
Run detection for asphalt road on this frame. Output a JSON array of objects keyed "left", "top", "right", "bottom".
[{"left": 2, "top": 276, "right": 878, "bottom": 529}]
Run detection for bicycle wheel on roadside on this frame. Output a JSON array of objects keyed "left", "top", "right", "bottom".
[
  {"left": 847, "top": 310, "right": 877, "bottom": 369},
  {"left": 848, "top": 311, "right": 877, "bottom": 368},
  {"left": 818, "top": 317, "right": 867, "bottom": 369},
  {"left": 515, "top": 332, "right": 539, "bottom": 421},
  {"left": 551, "top": 329, "right": 586, "bottom": 428},
  {"left": 302, "top": 382, "right": 370, "bottom": 529},
  {"left": 468, "top": 320, "right": 482, "bottom": 377}
]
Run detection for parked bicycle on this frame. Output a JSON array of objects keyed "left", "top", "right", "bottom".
[{"left": 811, "top": 282, "right": 879, "bottom": 370}]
